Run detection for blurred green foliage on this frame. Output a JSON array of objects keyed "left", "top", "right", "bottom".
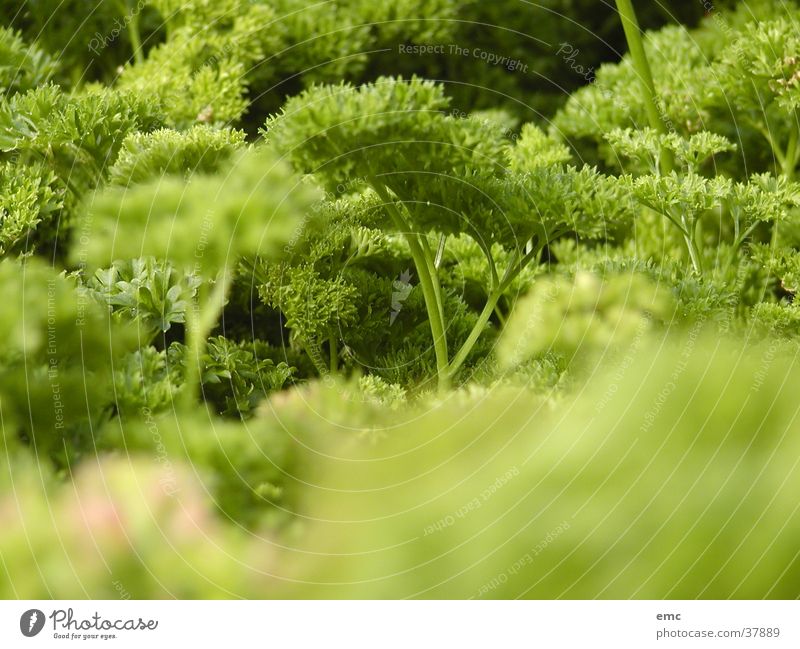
[
  {"left": 1, "top": 0, "right": 800, "bottom": 601},
  {"left": 3, "top": 334, "right": 800, "bottom": 597}
]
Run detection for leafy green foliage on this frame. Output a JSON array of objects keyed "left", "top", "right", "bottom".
[
  {"left": 0, "top": 258, "right": 137, "bottom": 465},
  {"left": 265, "top": 76, "right": 627, "bottom": 386},
  {"left": 261, "top": 264, "right": 359, "bottom": 367},
  {"left": 198, "top": 337, "right": 295, "bottom": 418},
  {"left": 0, "top": 455, "right": 275, "bottom": 597},
  {"left": 605, "top": 128, "right": 737, "bottom": 175},
  {"left": 498, "top": 271, "right": 673, "bottom": 370},
  {"left": 2, "top": 0, "right": 162, "bottom": 81},
  {"left": 274, "top": 334, "right": 800, "bottom": 598},
  {"left": 507, "top": 124, "right": 572, "bottom": 172},
  {"left": 0, "top": 27, "right": 57, "bottom": 95},
  {"left": 74, "top": 146, "right": 320, "bottom": 274},
  {"left": 0, "top": 84, "right": 163, "bottom": 255},
  {"left": 3, "top": 0, "right": 800, "bottom": 602},
  {"left": 0, "top": 160, "right": 61, "bottom": 255},
  {"left": 0, "top": 85, "right": 162, "bottom": 178},
  {"left": 751, "top": 243, "right": 800, "bottom": 294},
  {"left": 118, "top": 0, "right": 279, "bottom": 127},
  {"left": 554, "top": 1, "right": 800, "bottom": 180},
  {"left": 87, "top": 257, "right": 201, "bottom": 337},
  {"left": 110, "top": 0, "right": 462, "bottom": 128},
  {"left": 109, "top": 126, "right": 246, "bottom": 186},
  {"left": 112, "top": 338, "right": 294, "bottom": 420}
]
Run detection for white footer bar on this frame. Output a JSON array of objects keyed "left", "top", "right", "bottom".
[{"left": 0, "top": 600, "right": 795, "bottom": 647}]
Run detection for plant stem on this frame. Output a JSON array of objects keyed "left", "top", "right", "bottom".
[
  {"left": 302, "top": 338, "right": 328, "bottom": 377},
  {"left": 122, "top": 0, "right": 145, "bottom": 65},
  {"left": 761, "top": 120, "right": 799, "bottom": 250},
  {"left": 180, "top": 270, "right": 232, "bottom": 409},
  {"left": 445, "top": 291, "right": 501, "bottom": 381},
  {"left": 615, "top": 0, "right": 674, "bottom": 174},
  {"left": 474, "top": 234, "right": 499, "bottom": 290},
  {"left": 419, "top": 233, "right": 448, "bottom": 339},
  {"left": 728, "top": 220, "right": 761, "bottom": 270},
  {"left": 770, "top": 216, "right": 781, "bottom": 253},
  {"left": 683, "top": 230, "right": 703, "bottom": 275},
  {"left": 434, "top": 233, "right": 447, "bottom": 268},
  {"left": 493, "top": 302, "right": 507, "bottom": 326},
  {"left": 372, "top": 182, "right": 450, "bottom": 389},
  {"left": 445, "top": 243, "right": 543, "bottom": 381},
  {"left": 782, "top": 125, "right": 798, "bottom": 180}
]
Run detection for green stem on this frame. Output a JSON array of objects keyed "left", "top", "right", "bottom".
[
  {"left": 302, "top": 338, "right": 328, "bottom": 377},
  {"left": 419, "top": 233, "right": 447, "bottom": 337},
  {"left": 728, "top": 220, "right": 761, "bottom": 270},
  {"left": 736, "top": 222, "right": 761, "bottom": 251},
  {"left": 445, "top": 244, "right": 543, "bottom": 381},
  {"left": 500, "top": 244, "right": 542, "bottom": 290},
  {"left": 446, "top": 292, "right": 501, "bottom": 381},
  {"left": 372, "top": 182, "right": 450, "bottom": 389},
  {"left": 684, "top": 235, "right": 703, "bottom": 274},
  {"left": 782, "top": 125, "right": 798, "bottom": 180},
  {"left": 122, "top": 0, "right": 145, "bottom": 65},
  {"left": 493, "top": 302, "right": 507, "bottom": 327},
  {"left": 615, "top": 0, "right": 674, "bottom": 174},
  {"left": 647, "top": 205, "right": 705, "bottom": 274},
  {"left": 434, "top": 233, "right": 447, "bottom": 269},
  {"left": 645, "top": 203, "right": 689, "bottom": 237},
  {"left": 474, "top": 234, "right": 500, "bottom": 291},
  {"left": 180, "top": 270, "right": 232, "bottom": 409},
  {"left": 770, "top": 217, "right": 781, "bottom": 253},
  {"left": 682, "top": 218, "right": 704, "bottom": 275}
]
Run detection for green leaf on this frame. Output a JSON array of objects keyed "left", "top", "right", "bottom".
[{"left": 73, "top": 146, "right": 322, "bottom": 274}]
